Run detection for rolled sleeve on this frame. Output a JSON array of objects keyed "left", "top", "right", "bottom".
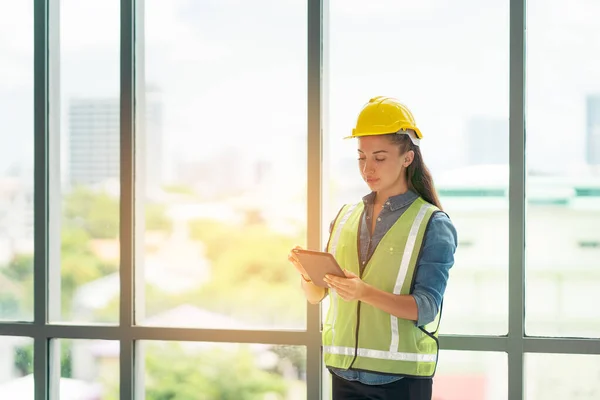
[{"left": 412, "top": 212, "right": 457, "bottom": 327}]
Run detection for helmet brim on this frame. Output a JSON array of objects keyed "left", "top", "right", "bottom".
[{"left": 344, "top": 129, "right": 422, "bottom": 146}]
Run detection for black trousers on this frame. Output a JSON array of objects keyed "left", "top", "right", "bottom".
[{"left": 331, "top": 372, "right": 432, "bottom": 400}]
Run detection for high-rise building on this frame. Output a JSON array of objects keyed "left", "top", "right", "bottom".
[
  {"left": 586, "top": 95, "right": 600, "bottom": 165},
  {"left": 68, "top": 98, "right": 120, "bottom": 187},
  {"left": 68, "top": 92, "right": 163, "bottom": 194},
  {"left": 465, "top": 117, "right": 509, "bottom": 166}
]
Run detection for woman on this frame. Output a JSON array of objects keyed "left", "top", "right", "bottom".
[{"left": 289, "top": 96, "right": 457, "bottom": 400}]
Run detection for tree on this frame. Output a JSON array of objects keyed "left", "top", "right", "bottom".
[
  {"left": 63, "top": 186, "right": 172, "bottom": 238},
  {"left": 1, "top": 254, "right": 34, "bottom": 281},
  {"left": 161, "top": 184, "right": 195, "bottom": 196},
  {"left": 13, "top": 343, "right": 33, "bottom": 376},
  {"left": 60, "top": 226, "right": 118, "bottom": 318},
  {"left": 145, "top": 343, "right": 288, "bottom": 400},
  {"left": 186, "top": 218, "right": 306, "bottom": 326},
  {"left": 59, "top": 187, "right": 171, "bottom": 318},
  {"left": 63, "top": 186, "right": 119, "bottom": 239},
  {"left": 145, "top": 203, "right": 172, "bottom": 233},
  {"left": 188, "top": 218, "right": 240, "bottom": 260},
  {"left": 0, "top": 291, "right": 20, "bottom": 319},
  {"left": 14, "top": 341, "right": 73, "bottom": 378},
  {"left": 270, "top": 346, "right": 306, "bottom": 380},
  {"left": 0, "top": 254, "right": 34, "bottom": 316}
]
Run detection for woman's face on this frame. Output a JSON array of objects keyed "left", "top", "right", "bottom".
[{"left": 357, "top": 135, "right": 411, "bottom": 194}]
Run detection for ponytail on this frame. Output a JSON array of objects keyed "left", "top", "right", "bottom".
[{"left": 388, "top": 133, "right": 443, "bottom": 210}]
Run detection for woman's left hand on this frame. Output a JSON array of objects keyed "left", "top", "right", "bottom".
[{"left": 324, "top": 270, "right": 367, "bottom": 302}]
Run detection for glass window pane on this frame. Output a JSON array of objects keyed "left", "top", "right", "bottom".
[
  {"left": 328, "top": 0, "right": 509, "bottom": 335},
  {"left": 143, "top": 341, "right": 306, "bottom": 399},
  {"left": 0, "top": 2, "right": 34, "bottom": 322},
  {"left": 526, "top": 353, "right": 600, "bottom": 399},
  {"left": 525, "top": 0, "right": 600, "bottom": 337},
  {"left": 0, "top": 336, "right": 34, "bottom": 399},
  {"left": 435, "top": 350, "right": 507, "bottom": 400},
  {"left": 58, "top": 339, "right": 119, "bottom": 400},
  {"left": 57, "top": 0, "right": 120, "bottom": 323},
  {"left": 139, "top": 0, "right": 307, "bottom": 329}
]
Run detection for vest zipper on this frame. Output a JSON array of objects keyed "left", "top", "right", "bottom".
[
  {"left": 347, "top": 302, "right": 361, "bottom": 370},
  {"left": 347, "top": 205, "right": 371, "bottom": 370}
]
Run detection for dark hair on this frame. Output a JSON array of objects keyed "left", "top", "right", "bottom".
[{"left": 387, "top": 133, "right": 443, "bottom": 210}]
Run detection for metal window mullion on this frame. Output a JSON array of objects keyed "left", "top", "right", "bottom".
[
  {"left": 33, "top": 0, "right": 57, "bottom": 398},
  {"left": 130, "top": 327, "right": 312, "bottom": 344},
  {"left": 524, "top": 337, "right": 600, "bottom": 355},
  {"left": 508, "top": 0, "right": 526, "bottom": 398},
  {"left": 307, "top": 1, "right": 326, "bottom": 399},
  {"left": 120, "top": 0, "right": 136, "bottom": 398},
  {"left": 134, "top": 0, "right": 147, "bottom": 396},
  {"left": 9, "top": 320, "right": 600, "bottom": 354},
  {"left": 0, "top": 324, "right": 313, "bottom": 344},
  {"left": 439, "top": 335, "right": 509, "bottom": 353}
]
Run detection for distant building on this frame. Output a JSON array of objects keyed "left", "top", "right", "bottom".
[
  {"left": 68, "top": 91, "right": 163, "bottom": 196},
  {"left": 0, "top": 167, "right": 34, "bottom": 264},
  {"left": 68, "top": 98, "right": 120, "bottom": 187},
  {"left": 586, "top": 95, "right": 600, "bottom": 165}
]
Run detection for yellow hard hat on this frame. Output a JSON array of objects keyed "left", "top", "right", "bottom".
[{"left": 346, "top": 96, "right": 422, "bottom": 145}]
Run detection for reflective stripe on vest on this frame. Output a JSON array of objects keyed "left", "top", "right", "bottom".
[
  {"left": 323, "top": 345, "right": 437, "bottom": 363},
  {"left": 329, "top": 203, "right": 359, "bottom": 256},
  {"left": 389, "top": 203, "right": 432, "bottom": 353},
  {"left": 327, "top": 203, "right": 358, "bottom": 347}
]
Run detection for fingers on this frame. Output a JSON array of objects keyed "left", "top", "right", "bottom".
[
  {"left": 343, "top": 269, "right": 358, "bottom": 278},
  {"left": 334, "top": 287, "right": 352, "bottom": 301},
  {"left": 288, "top": 246, "right": 302, "bottom": 263},
  {"left": 323, "top": 277, "right": 337, "bottom": 287},
  {"left": 287, "top": 247, "right": 302, "bottom": 263},
  {"left": 324, "top": 273, "right": 360, "bottom": 302},
  {"left": 287, "top": 249, "right": 307, "bottom": 275},
  {"left": 324, "top": 274, "right": 350, "bottom": 285},
  {"left": 324, "top": 276, "right": 350, "bottom": 291}
]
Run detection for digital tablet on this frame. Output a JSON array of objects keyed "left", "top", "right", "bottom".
[{"left": 292, "top": 249, "right": 346, "bottom": 288}]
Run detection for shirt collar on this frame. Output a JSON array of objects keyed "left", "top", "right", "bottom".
[{"left": 362, "top": 190, "right": 419, "bottom": 212}]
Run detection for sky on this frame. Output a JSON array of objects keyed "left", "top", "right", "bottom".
[{"left": 1, "top": 0, "right": 600, "bottom": 184}]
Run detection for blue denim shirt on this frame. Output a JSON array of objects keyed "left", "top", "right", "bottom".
[{"left": 328, "top": 190, "right": 457, "bottom": 385}]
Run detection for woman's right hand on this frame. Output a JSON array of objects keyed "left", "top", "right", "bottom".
[
  {"left": 289, "top": 245, "right": 327, "bottom": 304},
  {"left": 288, "top": 245, "right": 309, "bottom": 279}
]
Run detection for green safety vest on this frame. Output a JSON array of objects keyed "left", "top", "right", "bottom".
[{"left": 323, "top": 196, "right": 441, "bottom": 377}]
